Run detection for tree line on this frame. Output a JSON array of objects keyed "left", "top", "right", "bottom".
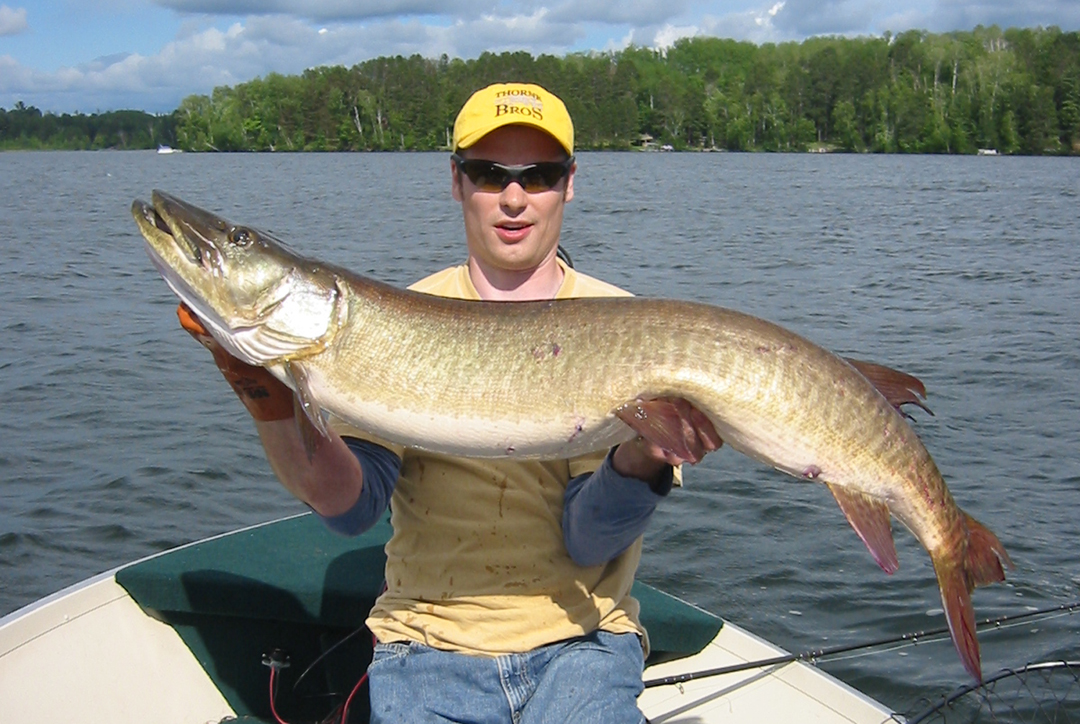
[
  {"left": 0, "top": 102, "right": 177, "bottom": 150},
  {"left": 4, "top": 25, "right": 1080, "bottom": 154}
]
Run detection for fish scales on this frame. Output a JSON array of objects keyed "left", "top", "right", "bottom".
[{"left": 319, "top": 289, "right": 852, "bottom": 464}]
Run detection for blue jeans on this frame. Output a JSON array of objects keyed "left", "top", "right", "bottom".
[{"left": 367, "top": 630, "right": 646, "bottom": 724}]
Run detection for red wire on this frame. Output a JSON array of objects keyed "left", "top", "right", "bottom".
[
  {"left": 339, "top": 632, "right": 378, "bottom": 724},
  {"left": 268, "top": 665, "right": 290, "bottom": 724},
  {"left": 267, "top": 629, "right": 376, "bottom": 724},
  {"left": 339, "top": 671, "right": 369, "bottom": 724}
]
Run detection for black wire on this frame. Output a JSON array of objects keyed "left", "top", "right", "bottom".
[
  {"left": 292, "top": 624, "right": 370, "bottom": 693},
  {"left": 643, "top": 600, "right": 1080, "bottom": 688},
  {"left": 556, "top": 245, "right": 574, "bottom": 269}
]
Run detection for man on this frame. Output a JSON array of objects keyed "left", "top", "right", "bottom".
[{"left": 181, "top": 82, "right": 720, "bottom": 723}]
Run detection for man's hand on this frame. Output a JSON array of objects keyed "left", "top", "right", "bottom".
[
  {"left": 612, "top": 396, "right": 723, "bottom": 486},
  {"left": 177, "top": 304, "right": 295, "bottom": 422}
]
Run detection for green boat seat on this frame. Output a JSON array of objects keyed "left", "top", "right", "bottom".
[{"left": 117, "top": 513, "right": 722, "bottom": 722}]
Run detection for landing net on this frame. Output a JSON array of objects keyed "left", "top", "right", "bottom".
[{"left": 898, "top": 660, "right": 1080, "bottom": 723}]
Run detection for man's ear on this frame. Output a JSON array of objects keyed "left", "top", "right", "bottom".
[
  {"left": 451, "top": 158, "right": 463, "bottom": 202},
  {"left": 563, "top": 161, "right": 576, "bottom": 203}
]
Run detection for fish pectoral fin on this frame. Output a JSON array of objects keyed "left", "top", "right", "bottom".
[
  {"left": 284, "top": 361, "right": 330, "bottom": 460},
  {"left": 826, "top": 483, "right": 900, "bottom": 574},
  {"left": 614, "top": 397, "right": 699, "bottom": 463},
  {"left": 844, "top": 357, "right": 933, "bottom": 417}
]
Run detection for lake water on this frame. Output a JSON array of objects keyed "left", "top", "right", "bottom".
[{"left": 1, "top": 149, "right": 1078, "bottom": 716}]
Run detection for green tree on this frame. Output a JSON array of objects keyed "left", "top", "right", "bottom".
[{"left": 831, "top": 99, "right": 860, "bottom": 151}]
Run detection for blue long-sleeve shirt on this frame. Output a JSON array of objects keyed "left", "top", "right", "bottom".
[{"left": 317, "top": 438, "right": 671, "bottom": 567}]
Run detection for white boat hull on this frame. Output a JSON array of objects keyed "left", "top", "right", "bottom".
[
  {"left": 0, "top": 517, "right": 896, "bottom": 724},
  {"left": 0, "top": 575, "right": 233, "bottom": 723}
]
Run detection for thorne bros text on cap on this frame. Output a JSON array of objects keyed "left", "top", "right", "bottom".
[{"left": 452, "top": 83, "right": 574, "bottom": 156}]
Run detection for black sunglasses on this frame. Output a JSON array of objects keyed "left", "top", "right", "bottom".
[{"left": 452, "top": 154, "right": 575, "bottom": 193}]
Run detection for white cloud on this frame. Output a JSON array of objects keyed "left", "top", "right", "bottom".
[
  {"left": 928, "top": 0, "right": 1080, "bottom": 33},
  {"left": 462, "top": 8, "right": 569, "bottom": 49},
  {"left": 0, "top": 54, "right": 29, "bottom": 88},
  {"left": 0, "top": 23, "right": 259, "bottom": 112},
  {"left": 696, "top": 2, "right": 795, "bottom": 44},
  {"left": 0, "top": 4, "right": 28, "bottom": 36},
  {"left": 0, "top": 11, "right": 588, "bottom": 112},
  {"left": 772, "top": 0, "right": 883, "bottom": 36},
  {"left": 601, "top": 28, "right": 637, "bottom": 53},
  {"left": 653, "top": 23, "right": 698, "bottom": 49},
  {"left": 549, "top": 0, "right": 689, "bottom": 26},
  {"left": 876, "top": 7, "right": 932, "bottom": 33},
  {"left": 154, "top": 0, "right": 495, "bottom": 21}
]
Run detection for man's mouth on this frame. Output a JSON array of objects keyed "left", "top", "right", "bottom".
[{"left": 496, "top": 223, "right": 532, "bottom": 242}]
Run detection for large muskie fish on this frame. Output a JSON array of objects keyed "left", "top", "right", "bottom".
[{"left": 132, "top": 190, "right": 1011, "bottom": 680}]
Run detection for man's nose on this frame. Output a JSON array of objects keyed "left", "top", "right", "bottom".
[{"left": 499, "top": 180, "right": 528, "bottom": 212}]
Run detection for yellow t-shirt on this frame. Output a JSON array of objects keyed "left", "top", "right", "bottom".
[{"left": 330, "top": 260, "right": 651, "bottom": 656}]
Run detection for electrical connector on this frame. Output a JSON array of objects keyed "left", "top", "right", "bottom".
[{"left": 262, "top": 648, "right": 291, "bottom": 670}]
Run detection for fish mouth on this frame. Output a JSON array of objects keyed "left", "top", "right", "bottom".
[
  {"left": 132, "top": 190, "right": 228, "bottom": 269},
  {"left": 131, "top": 190, "right": 235, "bottom": 338},
  {"left": 132, "top": 190, "right": 334, "bottom": 367}
]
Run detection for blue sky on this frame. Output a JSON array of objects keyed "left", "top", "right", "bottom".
[{"left": 2, "top": 0, "right": 1079, "bottom": 114}]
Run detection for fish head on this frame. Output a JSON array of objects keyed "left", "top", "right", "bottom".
[{"left": 132, "top": 190, "right": 340, "bottom": 365}]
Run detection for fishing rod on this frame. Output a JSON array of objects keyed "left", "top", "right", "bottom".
[{"left": 643, "top": 599, "right": 1080, "bottom": 688}]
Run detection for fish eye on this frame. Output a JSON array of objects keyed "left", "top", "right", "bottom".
[{"left": 229, "top": 227, "right": 254, "bottom": 246}]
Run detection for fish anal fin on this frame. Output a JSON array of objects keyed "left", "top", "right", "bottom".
[
  {"left": 933, "top": 556, "right": 983, "bottom": 681},
  {"left": 615, "top": 398, "right": 698, "bottom": 463},
  {"left": 284, "top": 361, "right": 330, "bottom": 461},
  {"left": 845, "top": 357, "right": 933, "bottom": 417},
  {"left": 963, "top": 511, "right": 1014, "bottom": 584},
  {"left": 826, "top": 483, "right": 899, "bottom": 574}
]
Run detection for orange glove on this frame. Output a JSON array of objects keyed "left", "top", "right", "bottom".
[{"left": 178, "top": 303, "right": 295, "bottom": 422}]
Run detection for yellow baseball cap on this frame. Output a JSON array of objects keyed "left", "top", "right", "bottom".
[{"left": 453, "top": 83, "right": 574, "bottom": 156}]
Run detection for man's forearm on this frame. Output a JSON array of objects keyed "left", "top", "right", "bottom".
[
  {"left": 562, "top": 449, "right": 670, "bottom": 567},
  {"left": 254, "top": 417, "right": 365, "bottom": 517},
  {"left": 317, "top": 438, "right": 401, "bottom": 536}
]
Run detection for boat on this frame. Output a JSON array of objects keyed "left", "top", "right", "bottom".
[
  {"left": 0, "top": 513, "right": 896, "bottom": 723},
  {"left": 157, "top": 144, "right": 182, "bottom": 154}
]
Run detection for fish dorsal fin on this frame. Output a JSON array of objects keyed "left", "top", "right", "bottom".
[
  {"left": 826, "top": 483, "right": 899, "bottom": 574},
  {"left": 844, "top": 358, "right": 933, "bottom": 416},
  {"left": 614, "top": 398, "right": 699, "bottom": 463}
]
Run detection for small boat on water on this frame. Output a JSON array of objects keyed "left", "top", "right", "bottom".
[
  {"left": 157, "top": 144, "right": 182, "bottom": 154},
  {"left": 0, "top": 513, "right": 896, "bottom": 723}
]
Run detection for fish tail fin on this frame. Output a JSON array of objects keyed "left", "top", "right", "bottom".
[
  {"left": 933, "top": 513, "right": 1012, "bottom": 682},
  {"left": 933, "top": 555, "right": 982, "bottom": 681}
]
